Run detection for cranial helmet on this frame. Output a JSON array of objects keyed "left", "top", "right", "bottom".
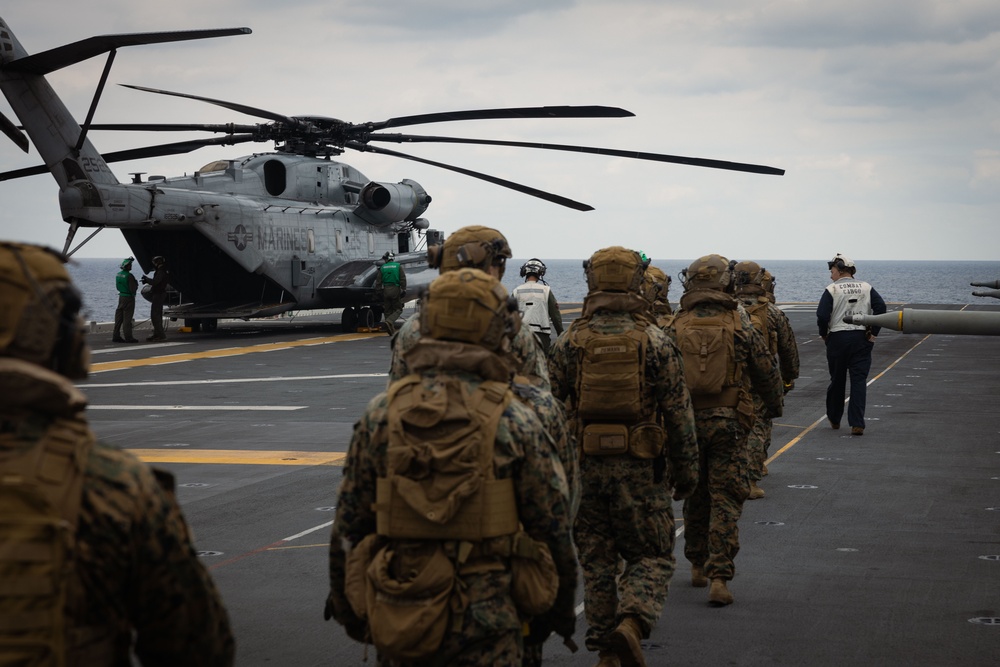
[
  {"left": 383, "top": 251, "right": 395, "bottom": 261},
  {"left": 584, "top": 246, "right": 649, "bottom": 294},
  {"left": 120, "top": 256, "right": 134, "bottom": 270},
  {"left": 519, "top": 258, "right": 546, "bottom": 279},
  {"left": 681, "top": 254, "right": 736, "bottom": 293},
  {"left": 0, "top": 243, "right": 89, "bottom": 379},
  {"left": 733, "top": 260, "right": 767, "bottom": 294},
  {"left": 827, "top": 253, "right": 855, "bottom": 273},
  {"left": 642, "top": 265, "right": 671, "bottom": 303},
  {"left": 419, "top": 268, "right": 520, "bottom": 351},
  {"left": 427, "top": 225, "right": 512, "bottom": 279},
  {"left": 152, "top": 255, "right": 166, "bottom": 267}
]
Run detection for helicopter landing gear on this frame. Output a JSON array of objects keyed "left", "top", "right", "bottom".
[
  {"left": 341, "top": 307, "right": 358, "bottom": 333},
  {"left": 183, "top": 317, "right": 218, "bottom": 332},
  {"left": 357, "top": 307, "right": 375, "bottom": 330}
]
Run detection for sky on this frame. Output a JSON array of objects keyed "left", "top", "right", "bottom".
[{"left": 0, "top": 0, "right": 998, "bottom": 261}]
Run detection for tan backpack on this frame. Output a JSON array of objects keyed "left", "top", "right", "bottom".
[
  {"left": 673, "top": 309, "right": 743, "bottom": 409},
  {"left": 744, "top": 298, "right": 778, "bottom": 356},
  {"left": 355, "top": 374, "right": 556, "bottom": 661},
  {"left": 568, "top": 321, "right": 665, "bottom": 459},
  {"left": 0, "top": 417, "right": 91, "bottom": 667}
]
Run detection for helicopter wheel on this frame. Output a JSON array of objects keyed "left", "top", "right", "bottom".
[
  {"left": 371, "top": 306, "right": 384, "bottom": 323},
  {"left": 358, "top": 307, "right": 375, "bottom": 330},
  {"left": 184, "top": 318, "right": 202, "bottom": 332},
  {"left": 202, "top": 318, "right": 218, "bottom": 333},
  {"left": 341, "top": 307, "right": 358, "bottom": 333}
]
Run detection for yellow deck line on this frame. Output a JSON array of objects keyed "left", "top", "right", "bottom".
[
  {"left": 91, "top": 333, "right": 376, "bottom": 373},
  {"left": 128, "top": 449, "right": 347, "bottom": 466}
]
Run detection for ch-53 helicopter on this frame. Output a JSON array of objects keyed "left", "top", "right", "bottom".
[{"left": 0, "top": 18, "right": 785, "bottom": 332}]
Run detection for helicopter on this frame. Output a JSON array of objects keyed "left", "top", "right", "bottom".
[{"left": 0, "top": 17, "right": 785, "bottom": 333}]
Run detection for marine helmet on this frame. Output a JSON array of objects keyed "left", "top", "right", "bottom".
[
  {"left": 680, "top": 254, "right": 736, "bottom": 293},
  {"left": 419, "top": 268, "right": 520, "bottom": 351},
  {"left": 120, "top": 256, "right": 134, "bottom": 270},
  {"left": 642, "top": 265, "right": 671, "bottom": 303},
  {"left": 0, "top": 242, "right": 89, "bottom": 379},
  {"left": 519, "top": 258, "right": 546, "bottom": 279},
  {"left": 152, "top": 255, "right": 166, "bottom": 267},
  {"left": 733, "top": 260, "right": 767, "bottom": 294},
  {"left": 427, "top": 225, "right": 512, "bottom": 279},
  {"left": 828, "top": 253, "right": 855, "bottom": 274},
  {"left": 761, "top": 269, "right": 776, "bottom": 302},
  {"left": 583, "top": 246, "right": 649, "bottom": 294}
]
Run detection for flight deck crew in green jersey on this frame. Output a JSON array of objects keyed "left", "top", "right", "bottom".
[
  {"left": 112, "top": 256, "right": 139, "bottom": 343},
  {"left": 375, "top": 251, "right": 406, "bottom": 335}
]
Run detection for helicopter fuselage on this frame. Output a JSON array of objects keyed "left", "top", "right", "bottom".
[{"left": 59, "top": 152, "right": 434, "bottom": 320}]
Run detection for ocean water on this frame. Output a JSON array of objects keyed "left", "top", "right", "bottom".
[{"left": 66, "top": 257, "right": 1000, "bottom": 323}]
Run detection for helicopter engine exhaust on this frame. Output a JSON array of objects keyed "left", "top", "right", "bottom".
[{"left": 354, "top": 178, "right": 431, "bottom": 226}]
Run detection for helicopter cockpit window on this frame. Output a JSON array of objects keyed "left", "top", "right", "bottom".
[
  {"left": 263, "top": 160, "right": 287, "bottom": 196},
  {"left": 199, "top": 161, "right": 229, "bottom": 173}
]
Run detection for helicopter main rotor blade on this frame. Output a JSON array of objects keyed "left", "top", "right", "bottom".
[
  {"left": 86, "top": 123, "right": 260, "bottom": 134},
  {"left": 120, "top": 84, "right": 299, "bottom": 125},
  {"left": 366, "top": 106, "right": 634, "bottom": 132},
  {"left": 0, "top": 163, "right": 49, "bottom": 182},
  {"left": 100, "top": 134, "right": 257, "bottom": 164},
  {"left": 368, "top": 133, "right": 785, "bottom": 176},
  {"left": 347, "top": 141, "right": 593, "bottom": 211}
]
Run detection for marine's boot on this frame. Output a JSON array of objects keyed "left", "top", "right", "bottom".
[
  {"left": 595, "top": 649, "right": 622, "bottom": 667},
  {"left": 608, "top": 615, "right": 646, "bottom": 667},
  {"left": 748, "top": 480, "right": 765, "bottom": 499},
  {"left": 762, "top": 462, "right": 769, "bottom": 476},
  {"left": 708, "top": 578, "right": 734, "bottom": 606},
  {"left": 691, "top": 564, "right": 708, "bottom": 587}
]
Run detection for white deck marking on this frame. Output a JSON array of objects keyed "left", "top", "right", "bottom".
[
  {"left": 80, "top": 372, "right": 387, "bottom": 388},
  {"left": 90, "top": 342, "right": 190, "bottom": 355},
  {"left": 283, "top": 520, "right": 335, "bottom": 542},
  {"left": 89, "top": 405, "right": 306, "bottom": 411}
]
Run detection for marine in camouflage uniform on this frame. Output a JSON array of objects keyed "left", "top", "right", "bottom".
[
  {"left": 549, "top": 247, "right": 699, "bottom": 667},
  {"left": 327, "top": 269, "right": 578, "bottom": 667},
  {"left": 670, "top": 255, "right": 783, "bottom": 606},
  {"left": 641, "top": 264, "right": 674, "bottom": 323},
  {"left": 0, "top": 242, "right": 234, "bottom": 666},
  {"left": 386, "top": 228, "right": 575, "bottom": 667},
  {"left": 733, "top": 261, "right": 800, "bottom": 497}
]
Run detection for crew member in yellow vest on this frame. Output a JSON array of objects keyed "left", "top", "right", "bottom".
[
  {"left": 0, "top": 242, "right": 233, "bottom": 666},
  {"left": 375, "top": 251, "right": 407, "bottom": 335},
  {"left": 327, "top": 268, "right": 578, "bottom": 666}
]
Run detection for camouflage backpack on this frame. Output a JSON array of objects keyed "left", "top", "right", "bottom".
[
  {"left": 0, "top": 416, "right": 91, "bottom": 667},
  {"left": 568, "top": 319, "right": 665, "bottom": 459},
  {"left": 672, "top": 308, "right": 743, "bottom": 410},
  {"left": 744, "top": 298, "right": 778, "bottom": 356}
]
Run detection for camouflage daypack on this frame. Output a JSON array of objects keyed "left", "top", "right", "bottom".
[
  {"left": 569, "top": 319, "right": 665, "bottom": 459},
  {"left": 744, "top": 297, "right": 778, "bottom": 356},
  {"left": 0, "top": 416, "right": 91, "bottom": 667},
  {"left": 356, "top": 373, "right": 556, "bottom": 661},
  {"left": 672, "top": 308, "right": 743, "bottom": 410}
]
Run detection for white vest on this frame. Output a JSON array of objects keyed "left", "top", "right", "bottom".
[
  {"left": 826, "top": 278, "right": 874, "bottom": 333},
  {"left": 513, "top": 282, "right": 552, "bottom": 335}
]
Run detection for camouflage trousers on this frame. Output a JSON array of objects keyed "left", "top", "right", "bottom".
[
  {"left": 747, "top": 401, "right": 773, "bottom": 482},
  {"left": 378, "top": 630, "right": 521, "bottom": 667},
  {"left": 683, "top": 413, "right": 750, "bottom": 581},
  {"left": 575, "top": 455, "right": 675, "bottom": 652}
]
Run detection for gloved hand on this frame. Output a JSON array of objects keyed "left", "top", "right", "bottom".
[
  {"left": 783, "top": 380, "right": 795, "bottom": 394},
  {"left": 671, "top": 459, "right": 699, "bottom": 500},
  {"left": 141, "top": 276, "right": 149, "bottom": 284},
  {"left": 324, "top": 591, "right": 367, "bottom": 643},
  {"left": 524, "top": 615, "right": 552, "bottom": 647}
]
